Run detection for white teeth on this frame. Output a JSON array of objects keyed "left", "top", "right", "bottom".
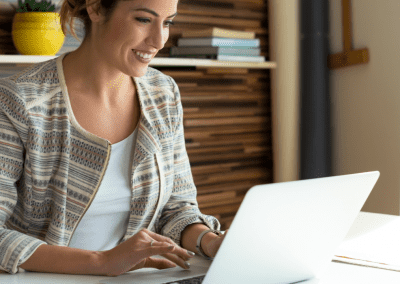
[{"left": 133, "top": 50, "right": 152, "bottom": 59}]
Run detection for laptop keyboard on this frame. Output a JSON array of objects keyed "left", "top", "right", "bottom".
[{"left": 163, "top": 275, "right": 205, "bottom": 284}]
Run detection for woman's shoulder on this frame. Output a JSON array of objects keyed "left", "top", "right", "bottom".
[
  {"left": 138, "top": 67, "right": 181, "bottom": 116},
  {"left": 139, "top": 67, "right": 176, "bottom": 90},
  {"left": 0, "top": 59, "right": 59, "bottom": 108}
]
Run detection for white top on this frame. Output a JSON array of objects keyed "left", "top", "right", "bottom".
[{"left": 68, "top": 126, "right": 139, "bottom": 252}]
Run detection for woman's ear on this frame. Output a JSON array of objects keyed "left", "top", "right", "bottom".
[{"left": 85, "top": 0, "right": 104, "bottom": 24}]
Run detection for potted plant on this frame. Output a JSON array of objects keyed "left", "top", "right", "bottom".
[{"left": 11, "top": 0, "right": 65, "bottom": 55}]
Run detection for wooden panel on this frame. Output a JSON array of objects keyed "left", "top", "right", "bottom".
[
  {"left": 153, "top": 0, "right": 272, "bottom": 231},
  {"left": 201, "top": 203, "right": 242, "bottom": 216},
  {"left": 174, "top": 15, "right": 261, "bottom": 28},
  {"left": 196, "top": 178, "right": 270, "bottom": 195},
  {"left": 176, "top": 4, "right": 265, "bottom": 19}
]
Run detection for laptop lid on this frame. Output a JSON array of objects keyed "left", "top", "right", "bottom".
[{"left": 202, "top": 171, "right": 380, "bottom": 284}]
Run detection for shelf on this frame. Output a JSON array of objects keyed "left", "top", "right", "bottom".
[{"left": 0, "top": 55, "right": 276, "bottom": 69}]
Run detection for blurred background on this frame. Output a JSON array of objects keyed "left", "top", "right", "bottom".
[{"left": 271, "top": 0, "right": 399, "bottom": 216}]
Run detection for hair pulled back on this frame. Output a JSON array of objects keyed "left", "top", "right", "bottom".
[{"left": 59, "top": 0, "right": 123, "bottom": 43}]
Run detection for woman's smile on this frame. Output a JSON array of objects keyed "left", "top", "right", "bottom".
[{"left": 132, "top": 49, "right": 153, "bottom": 63}]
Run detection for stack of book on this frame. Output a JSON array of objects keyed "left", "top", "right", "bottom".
[{"left": 170, "top": 27, "right": 265, "bottom": 62}]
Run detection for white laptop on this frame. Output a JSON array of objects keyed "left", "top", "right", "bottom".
[{"left": 100, "top": 171, "right": 380, "bottom": 284}]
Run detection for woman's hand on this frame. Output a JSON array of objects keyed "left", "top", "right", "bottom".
[
  {"left": 98, "top": 228, "right": 194, "bottom": 277},
  {"left": 204, "top": 229, "right": 229, "bottom": 258}
]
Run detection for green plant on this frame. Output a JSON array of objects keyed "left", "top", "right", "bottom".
[{"left": 15, "top": 0, "right": 56, "bottom": 12}]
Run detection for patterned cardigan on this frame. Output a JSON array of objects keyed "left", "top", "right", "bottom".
[{"left": 0, "top": 52, "right": 220, "bottom": 274}]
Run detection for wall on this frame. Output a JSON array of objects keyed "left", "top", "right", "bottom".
[
  {"left": 269, "top": 0, "right": 300, "bottom": 183},
  {"left": 329, "top": 0, "right": 400, "bottom": 215}
]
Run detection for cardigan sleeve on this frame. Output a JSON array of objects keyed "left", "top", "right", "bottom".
[
  {"left": 0, "top": 91, "right": 47, "bottom": 274},
  {"left": 155, "top": 76, "right": 221, "bottom": 247}
]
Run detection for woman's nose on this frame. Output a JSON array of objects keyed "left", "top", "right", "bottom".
[{"left": 147, "top": 24, "right": 168, "bottom": 51}]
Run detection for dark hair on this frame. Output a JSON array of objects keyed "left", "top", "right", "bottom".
[{"left": 59, "top": 0, "right": 124, "bottom": 43}]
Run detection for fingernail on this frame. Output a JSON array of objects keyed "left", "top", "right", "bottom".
[
  {"left": 184, "top": 261, "right": 191, "bottom": 269},
  {"left": 187, "top": 250, "right": 195, "bottom": 256}
]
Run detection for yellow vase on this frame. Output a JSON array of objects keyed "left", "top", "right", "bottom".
[{"left": 12, "top": 12, "right": 65, "bottom": 56}]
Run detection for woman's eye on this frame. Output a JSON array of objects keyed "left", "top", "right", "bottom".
[
  {"left": 136, "top": 18, "right": 175, "bottom": 27},
  {"left": 136, "top": 18, "right": 150, "bottom": 24}
]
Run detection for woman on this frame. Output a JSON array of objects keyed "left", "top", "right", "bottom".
[{"left": 0, "top": 0, "right": 227, "bottom": 276}]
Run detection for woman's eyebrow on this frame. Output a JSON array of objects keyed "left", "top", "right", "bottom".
[{"left": 130, "top": 8, "right": 178, "bottom": 18}]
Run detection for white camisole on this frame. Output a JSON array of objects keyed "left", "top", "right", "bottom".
[{"left": 68, "top": 126, "right": 139, "bottom": 252}]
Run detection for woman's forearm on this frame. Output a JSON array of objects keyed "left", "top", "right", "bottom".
[
  {"left": 19, "top": 244, "right": 103, "bottom": 275},
  {"left": 180, "top": 223, "right": 218, "bottom": 257},
  {"left": 17, "top": 224, "right": 216, "bottom": 275}
]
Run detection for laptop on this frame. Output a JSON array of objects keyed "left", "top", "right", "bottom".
[
  {"left": 100, "top": 171, "right": 380, "bottom": 284},
  {"left": 177, "top": 171, "right": 380, "bottom": 284}
]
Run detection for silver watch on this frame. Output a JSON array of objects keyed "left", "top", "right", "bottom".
[{"left": 196, "top": 229, "right": 222, "bottom": 260}]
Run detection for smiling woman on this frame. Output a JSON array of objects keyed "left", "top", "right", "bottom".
[{"left": 0, "top": 0, "right": 224, "bottom": 277}]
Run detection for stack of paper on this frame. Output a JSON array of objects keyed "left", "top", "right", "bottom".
[{"left": 333, "top": 212, "right": 400, "bottom": 272}]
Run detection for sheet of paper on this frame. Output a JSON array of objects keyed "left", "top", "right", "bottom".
[
  {"left": 99, "top": 255, "right": 211, "bottom": 284},
  {"left": 332, "top": 256, "right": 400, "bottom": 272},
  {"left": 333, "top": 212, "right": 400, "bottom": 270}
]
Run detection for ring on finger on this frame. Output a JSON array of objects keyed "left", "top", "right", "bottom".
[{"left": 150, "top": 240, "right": 155, "bottom": 247}]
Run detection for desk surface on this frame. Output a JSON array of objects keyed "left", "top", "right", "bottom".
[{"left": 2, "top": 211, "right": 400, "bottom": 284}]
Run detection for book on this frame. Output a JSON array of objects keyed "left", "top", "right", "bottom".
[
  {"left": 177, "top": 37, "right": 260, "bottom": 48},
  {"left": 170, "top": 46, "right": 261, "bottom": 57},
  {"left": 181, "top": 27, "right": 256, "bottom": 39},
  {"left": 170, "top": 54, "right": 265, "bottom": 62}
]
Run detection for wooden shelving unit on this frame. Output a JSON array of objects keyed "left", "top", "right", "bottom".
[
  {"left": 0, "top": 0, "right": 273, "bottom": 231},
  {"left": 0, "top": 55, "right": 276, "bottom": 69}
]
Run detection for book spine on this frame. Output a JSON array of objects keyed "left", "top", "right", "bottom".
[
  {"left": 182, "top": 28, "right": 255, "bottom": 39},
  {"left": 212, "top": 30, "right": 255, "bottom": 39},
  {"left": 170, "top": 46, "right": 261, "bottom": 56},
  {"left": 216, "top": 55, "right": 265, "bottom": 62},
  {"left": 170, "top": 54, "right": 265, "bottom": 62},
  {"left": 177, "top": 37, "right": 260, "bottom": 47}
]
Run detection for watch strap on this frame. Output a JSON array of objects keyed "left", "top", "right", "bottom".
[{"left": 196, "top": 229, "right": 222, "bottom": 260}]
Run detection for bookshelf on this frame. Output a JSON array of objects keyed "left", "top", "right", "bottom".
[
  {"left": 0, "top": 0, "right": 272, "bottom": 231},
  {"left": 0, "top": 55, "right": 276, "bottom": 69}
]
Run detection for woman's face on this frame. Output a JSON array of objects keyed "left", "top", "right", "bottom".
[{"left": 89, "top": 0, "right": 178, "bottom": 77}]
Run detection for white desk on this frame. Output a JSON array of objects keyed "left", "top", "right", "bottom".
[{"left": 2, "top": 211, "right": 400, "bottom": 284}]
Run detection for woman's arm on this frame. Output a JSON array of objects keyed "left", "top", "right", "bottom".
[
  {"left": 181, "top": 223, "right": 219, "bottom": 257},
  {"left": 154, "top": 76, "right": 221, "bottom": 249},
  {"left": 19, "top": 244, "right": 103, "bottom": 275},
  {"left": 0, "top": 104, "right": 49, "bottom": 274}
]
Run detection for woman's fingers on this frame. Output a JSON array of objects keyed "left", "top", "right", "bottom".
[
  {"left": 144, "top": 229, "right": 177, "bottom": 247},
  {"left": 147, "top": 240, "right": 192, "bottom": 266},
  {"left": 143, "top": 229, "right": 194, "bottom": 262},
  {"left": 128, "top": 257, "right": 176, "bottom": 271},
  {"left": 144, "top": 241, "right": 175, "bottom": 255},
  {"left": 143, "top": 256, "right": 177, "bottom": 270},
  {"left": 144, "top": 242, "right": 190, "bottom": 270},
  {"left": 159, "top": 252, "right": 191, "bottom": 270}
]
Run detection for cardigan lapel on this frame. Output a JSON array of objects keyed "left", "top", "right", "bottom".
[{"left": 131, "top": 76, "right": 162, "bottom": 173}]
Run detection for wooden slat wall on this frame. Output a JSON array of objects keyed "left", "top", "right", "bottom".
[{"left": 154, "top": 0, "right": 272, "bottom": 231}]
